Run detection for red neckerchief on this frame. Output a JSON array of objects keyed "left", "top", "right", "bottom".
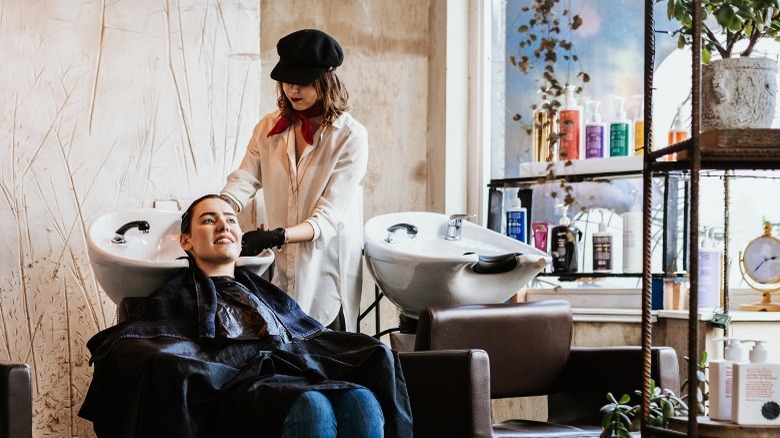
[{"left": 266, "top": 103, "right": 324, "bottom": 145}]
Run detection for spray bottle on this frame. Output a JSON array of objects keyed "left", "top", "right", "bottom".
[
  {"left": 585, "top": 100, "right": 607, "bottom": 159},
  {"left": 610, "top": 96, "right": 631, "bottom": 157},
  {"left": 558, "top": 85, "right": 582, "bottom": 161}
]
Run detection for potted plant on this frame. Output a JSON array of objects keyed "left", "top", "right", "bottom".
[{"left": 665, "top": 0, "right": 780, "bottom": 132}]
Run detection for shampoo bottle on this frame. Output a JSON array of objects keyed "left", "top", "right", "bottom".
[
  {"left": 551, "top": 204, "right": 582, "bottom": 273},
  {"left": 592, "top": 209, "right": 613, "bottom": 272},
  {"left": 533, "top": 107, "right": 556, "bottom": 162},
  {"left": 622, "top": 190, "right": 642, "bottom": 273},
  {"left": 558, "top": 86, "right": 583, "bottom": 161},
  {"left": 698, "top": 227, "right": 723, "bottom": 308},
  {"left": 732, "top": 340, "right": 780, "bottom": 425},
  {"left": 585, "top": 100, "right": 607, "bottom": 159},
  {"left": 709, "top": 337, "right": 745, "bottom": 421},
  {"left": 668, "top": 104, "right": 690, "bottom": 146},
  {"left": 610, "top": 96, "right": 631, "bottom": 157},
  {"left": 506, "top": 192, "right": 527, "bottom": 243},
  {"left": 633, "top": 94, "right": 645, "bottom": 155}
]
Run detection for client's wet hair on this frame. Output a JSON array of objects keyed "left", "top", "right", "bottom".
[{"left": 180, "top": 194, "right": 232, "bottom": 234}]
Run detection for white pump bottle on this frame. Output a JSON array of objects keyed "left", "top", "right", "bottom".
[{"left": 709, "top": 337, "right": 745, "bottom": 421}]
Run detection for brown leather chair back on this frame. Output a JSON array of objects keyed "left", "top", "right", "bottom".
[
  {"left": 414, "top": 300, "right": 573, "bottom": 399},
  {"left": 0, "top": 362, "right": 32, "bottom": 438}
]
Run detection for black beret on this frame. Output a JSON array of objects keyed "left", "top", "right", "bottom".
[{"left": 270, "top": 29, "right": 343, "bottom": 85}]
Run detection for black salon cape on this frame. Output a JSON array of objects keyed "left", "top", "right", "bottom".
[{"left": 78, "top": 266, "right": 413, "bottom": 437}]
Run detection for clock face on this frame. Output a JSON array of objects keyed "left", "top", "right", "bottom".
[{"left": 743, "top": 235, "right": 780, "bottom": 284}]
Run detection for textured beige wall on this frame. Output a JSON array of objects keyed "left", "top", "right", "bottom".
[{"left": 0, "top": 0, "right": 431, "bottom": 435}]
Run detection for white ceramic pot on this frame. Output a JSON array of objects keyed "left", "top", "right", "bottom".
[{"left": 701, "top": 57, "right": 777, "bottom": 132}]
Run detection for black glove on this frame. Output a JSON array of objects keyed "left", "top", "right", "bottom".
[{"left": 240, "top": 228, "right": 286, "bottom": 256}]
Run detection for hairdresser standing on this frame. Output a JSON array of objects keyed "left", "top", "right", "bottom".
[{"left": 221, "top": 29, "right": 367, "bottom": 331}]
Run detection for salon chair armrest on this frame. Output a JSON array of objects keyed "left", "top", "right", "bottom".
[
  {"left": 0, "top": 361, "right": 32, "bottom": 438},
  {"left": 548, "top": 346, "right": 680, "bottom": 427},
  {"left": 398, "top": 349, "right": 493, "bottom": 438}
]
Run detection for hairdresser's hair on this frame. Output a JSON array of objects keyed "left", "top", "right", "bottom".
[
  {"left": 276, "top": 71, "right": 350, "bottom": 124},
  {"left": 180, "top": 194, "right": 231, "bottom": 234}
]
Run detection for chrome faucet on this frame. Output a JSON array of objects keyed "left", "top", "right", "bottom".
[
  {"left": 111, "top": 220, "right": 151, "bottom": 244},
  {"left": 446, "top": 214, "right": 475, "bottom": 241},
  {"left": 385, "top": 223, "right": 418, "bottom": 244}
]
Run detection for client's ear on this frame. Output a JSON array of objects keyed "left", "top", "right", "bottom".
[{"left": 180, "top": 233, "right": 193, "bottom": 252}]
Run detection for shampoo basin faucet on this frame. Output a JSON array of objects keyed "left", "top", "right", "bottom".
[
  {"left": 446, "top": 214, "right": 475, "bottom": 241},
  {"left": 111, "top": 220, "right": 151, "bottom": 244},
  {"left": 385, "top": 223, "right": 418, "bottom": 244}
]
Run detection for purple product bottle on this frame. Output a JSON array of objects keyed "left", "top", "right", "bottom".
[{"left": 585, "top": 100, "right": 606, "bottom": 158}]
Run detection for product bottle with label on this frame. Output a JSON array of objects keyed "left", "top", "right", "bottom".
[
  {"left": 610, "top": 96, "right": 631, "bottom": 157},
  {"left": 666, "top": 105, "right": 690, "bottom": 161},
  {"left": 709, "top": 337, "right": 745, "bottom": 421},
  {"left": 732, "top": 340, "right": 780, "bottom": 425},
  {"left": 592, "top": 209, "right": 613, "bottom": 272},
  {"left": 505, "top": 191, "right": 527, "bottom": 243},
  {"left": 558, "top": 86, "right": 582, "bottom": 161},
  {"left": 668, "top": 104, "right": 690, "bottom": 146},
  {"left": 585, "top": 100, "right": 607, "bottom": 159},
  {"left": 633, "top": 94, "right": 645, "bottom": 155},
  {"left": 533, "top": 108, "right": 556, "bottom": 162},
  {"left": 622, "top": 190, "right": 642, "bottom": 273},
  {"left": 698, "top": 227, "right": 723, "bottom": 308},
  {"left": 551, "top": 204, "right": 582, "bottom": 273}
]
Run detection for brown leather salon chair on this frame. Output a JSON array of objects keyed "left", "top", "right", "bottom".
[
  {"left": 0, "top": 361, "right": 32, "bottom": 438},
  {"left": 397, "top": 300, "right": 679, "bottom": 438}
]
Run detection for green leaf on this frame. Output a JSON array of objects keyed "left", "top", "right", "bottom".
[
  {"left": 678, "top": 34, "right": 686, "bottom": 49},
  {"left": 618, "top": 393, "right": 631, "bottom": 404},
  {"left": 703, "top": 46, "right": 712, "bottom": 64},
  {"left": 663, "top": 399, "right": 675, "bottom": 419},
  {"left": 674, "top": 0, "right": 687, "bottom": 22},
  {"left": 667, "top": 0, "right": 676, "bottom": 20},
  {"left": 715, "top": 4, "right": 743, "bottom": 31}
]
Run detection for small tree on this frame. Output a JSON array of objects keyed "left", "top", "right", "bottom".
[{"left": 665, "top": 0, "right": 780, "bottom": 63}]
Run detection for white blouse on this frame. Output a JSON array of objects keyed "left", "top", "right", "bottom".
[{"left": 222, "top": 110, "right": 368, "bottom": 331}]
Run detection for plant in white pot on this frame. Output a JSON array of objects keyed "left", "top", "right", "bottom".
[{"left": 665, "top": 0, "right": 780, "bottom": 132}]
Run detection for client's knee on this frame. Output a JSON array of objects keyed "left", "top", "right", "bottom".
[
  {"left": 283, "top": 391, "right": 336, "bottom": 438},
  {"left": 330, "top": 388, "right": 384, "bottom": 436}
]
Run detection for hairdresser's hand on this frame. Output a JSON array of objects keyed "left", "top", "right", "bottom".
[{"left": 240, "top": 228, "right": 286, "bottom": 256}]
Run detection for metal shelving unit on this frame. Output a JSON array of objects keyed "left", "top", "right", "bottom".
[
  {"left": 641, "top": 1, "right": 780, "bottom": 436},
  {"left": 487, "top": 2, "right": 780, "bottom": 436}
]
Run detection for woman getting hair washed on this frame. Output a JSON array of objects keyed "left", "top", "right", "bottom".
[{"left": 79, "top": 195, "right": 412, "bottom": 437}]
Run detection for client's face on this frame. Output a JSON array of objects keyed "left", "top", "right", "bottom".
[{"left": 180, "top": 197, "right": 242, "bottom": 272}]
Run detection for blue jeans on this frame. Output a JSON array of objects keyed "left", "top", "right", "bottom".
[{"left": 282, "top": 388, "right": 384, "bottom": 438}]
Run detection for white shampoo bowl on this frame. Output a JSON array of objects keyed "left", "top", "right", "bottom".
[
  {"left": 87, "top": 208, "right": 274, "bottom": 305},
  {"left": 363, "top": 211, "right": 551, "bottom": 319}
]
